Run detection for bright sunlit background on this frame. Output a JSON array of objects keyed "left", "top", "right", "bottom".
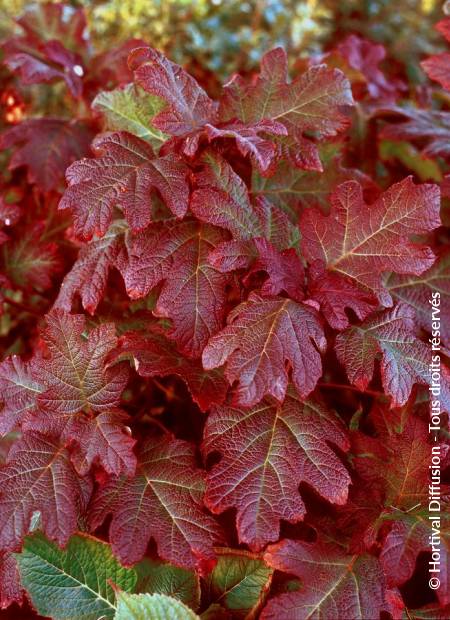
[{"left": 0, "top": 0, "right": 447, "bottom": 85}]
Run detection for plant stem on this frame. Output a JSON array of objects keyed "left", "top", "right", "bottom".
[{"left": 318, "top": 382, "right": 384, "bottom": 398}]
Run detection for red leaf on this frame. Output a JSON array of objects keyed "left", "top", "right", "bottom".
[
  {"left": 60, "top": 132, "right": 190, "bottom": 239},
  {"left": 386, "top": 249, "right": 450, "bottom": 346},
  {"left": 3, "top": 38, "right": 84, "bottom": 97},
  {"left": 203, "top": 293, "right": 326, "bottom": 407},
  {"left": 262, "top": 539, "right": 387, "bottom": 619},
  {"left": 208, "top": 196, "right": 304, "bottom": 274},
  {"left": 349, "top": 410, "right": 450, "bottom": 599},
  {"left": 193, "top": 153, "right": 300, "bottom": 269},
  {"left": 6, "top": 311, "right": 136, "bottom": 477},
  {"left": 54, "top": 222, "right": 125, "bottom": 314},
  {"left": 191, "top": 151, "right": 262, "bottom": 240},
  {"left": 351, "top": 411, "right": 431, "bottom": 511},
  {"left": 252, "top": 144, "right": 377, "bottom": 218},
  {"left": 307, "top": 260, "right": 378, "bottom": 330},
  {"left": 0, "top": 432, "right": 91, "bottom": 551},
  {"left": 334, "top": 34, "right": 404, "bottom": 102},
  {"left": 220, "top": 47, "right": 353, "bottom": 167},
  {"left": 116, "top": 324, "right": 228, "bottom": 411},
  {"left": 0, "top": 356, "right": 42, "bottom": 435},
  {"left": 0, "top": 197, "right": 21, "bottom": 228},
  {"left": 208, "top": 239, "right": 257, "bottom": 273},
  {"left": 16, "top": 2, "right": 88, "bottom": 52},
  {"left": 204, "top": 120, "right": 287, "bottom": 174},
  {"left": 436, "top": 18, "right": 450, "bottom": 43},
  {"left": 129, "top": 47, "right": 219, "bottom": 136},
  {"left": 422, "top": 54, "right": 450, "bottom": 91},
  {"left": 1, "top": 119, "right": 94, "bottom": 192},
  {"left": 88, "top": 435, "right": 224, "bottom": 570},
  {"left": 243, "top": 238, "right": 304, "bottom": 302},
  {"left": 0, "top": 553, "right": 22, "bottom": 609},
  {"left": 202, "top": 391, "right": 350, "bottom": 549},
  {"left": 380, "top": 106, "right": 450, "bottom": 159},
  {"left": 129, "top": 48, "right": 291, "bottom": 168},
  {"left": 380, "top": 517, "right": 430, "bottom": 588},
  {"left": 335, "top": 303, "right": 450, "bottom": 408},
  {"left": 2, "top": 3, "right": 88, "bottom": 97},
  {"left": 68, "top": 410, "right": 136, "bottom": 478},
  {"left": 91, "top": 39, "right": 147, "bottom": 89},
  {"left": 2, "top": 222, "right": 63, "bottom": 291},
  {"left": 123, "top": 221, "right": 230, "bottom": 358},
  {"left": 300, "top": 177, "right": 440, "bottom": 305},
  {"left": 37, "top": 311, "right": 128, "bottom": 417}
]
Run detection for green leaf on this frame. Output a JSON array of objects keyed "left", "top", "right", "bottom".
[
  {"left": 115, "top": 592, "right": 200, "bottom": 620},
  {"left": 379, "top": 140, "right": 442, "bottom": 182},
  {"left": 93, "top": 84, "right": 168, "bottom": 146},
  {"left": 200, "top": 603, "right": 231, "bottom": 619},
  {"left": 204, "top": 548, "right": 273, "bottom": 619},
  {"left": 16, "top": 532, "right": 136, "bottom": 620},
  {"left": 135, "top": 558, "right": 200, "bottom": 610}
]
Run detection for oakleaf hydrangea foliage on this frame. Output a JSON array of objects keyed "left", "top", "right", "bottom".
[{"left": 0, "top": 3, "right": 449, "bottom": 619}]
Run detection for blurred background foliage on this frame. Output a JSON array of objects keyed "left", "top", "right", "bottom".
[{"left": 0, "top": 0, "right": 447, "bottom": 87}]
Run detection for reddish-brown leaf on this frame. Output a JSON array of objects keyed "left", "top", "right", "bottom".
[
  {"left": 59, "top": 132, "right": 190, "bottom": 239},
  {"left": 335, "top": 303, "right": 450, "bottom": 409},
  {"left": 123, "top": 221, "right": 230, "bottom": 358},
  {"left": 262, "top": 539, "right": 387, "bottom": 620},
  {"left": 202, "top": 391, "right": 350, "bottom": 549},
  {"left": 300, "top": 177, "right": 440, "bottom": 305},
  {"left": 116, "top": 324, "right": 228, "bottom": 411},
  {"left": 1, "top": 119, "right": 94, "bottom": 192},
  {"left": 88, "top": 435, "right": 224, "bottom": 570},
  {"left": 203, "top": 294, "right": 326, "bottom": 407},
  {"left": 0, "top": 432, "right": 91, "bottom": 551}
]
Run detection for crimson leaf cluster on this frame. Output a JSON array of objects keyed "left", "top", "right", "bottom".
[{"left": 0, "top": 3, "right": 449, "bottom": 619}]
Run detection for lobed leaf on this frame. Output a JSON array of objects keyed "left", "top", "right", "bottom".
[
  {"left": 191, "top": 151, "right": 262, "bottom": 241},
  {"left": 385, "top": 249, "right": 450, "bottom": 345},
  {"left": 0, "top": 432, "right": 91, "bottom": 551},
  {"left": 93, "top": 84, "right": 167, "bottom": 147},
  {"left": 243, "top": 238, "right": 304, "bottom": 302},
  {"left": 3, "top": 38, "right": 84, "bottom": 98},
  {"left": 116, "top": 323, "right": 228, "bottom": 411},
  {"left": 300, "top": 177, "right": 440, "bottom": 305},
  {"left": 123, "top": 221, "right": 230, "bottom": 358},
  {"left": 60, "top": 131, "right": 190, "bottom": 239},
  {"left": 54, "top": 222, "right": 126, "bottom": 315},
  {"left": 68, "top": 410, "right": 136, "bottom": 478},
  {"left": 135, "top": 557, "right": 200, "bottom": 609},
  {"left": 1, "top": 119, "right": 94, "bottom": 192},
  {"left": 220, "top": 47, "right": 353, "bottom": 167},
  {"left": 203, "top": 294, "right": 326, "bottom": 407},
  {"left": 333, "top": 34, "right": 404, "bottom": 102},
  {"left": 0, "top": 553, "right": 22, "bottom": 610},
  {"left": 306, "top": 260, "right": 378, "bottom": 330},
  {"left": 204, "top": 548, "right": 273, "bottom": 618},
  {"left": 262, "top": 539, "right": 387, "bottom": 619},
  {"left": 335, "top": 303, "right": 450, "bottom": 408},
  {"left": 88, "top": 435, "right": 224, "bottom": 570},
  {"left": 1, "top": 222, "right": 62, "bottom": 292},
  {"left": 15, "top": 2, "right": 88, "bottom": 52},
  {"left": 16, "top": 532, "right": 136, "bottom": 620},
  {"left": 37, "top": 311, "right": 128, "bottom": 417},
  {"left": 202, "top": 392, "right": 350, "bottom": 549},
  {"left": 0, "top": 355, "right": 43, "bottom": 435},
  {"left": 129, "top": 47, "right": 219, "bottom": 137},
  {"left": 252, "top": 146, "right": 375, "bottom": 220},
  {"left": 380, "top": 107, "right": 450, "bottom": 159}
]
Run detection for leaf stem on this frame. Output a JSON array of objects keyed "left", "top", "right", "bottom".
[
  {"left": 3, "top": 293, "right": 41, "bottom": 316},
  {"left": 318, "top": 382, "right": 384, "bottom": 398}
]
